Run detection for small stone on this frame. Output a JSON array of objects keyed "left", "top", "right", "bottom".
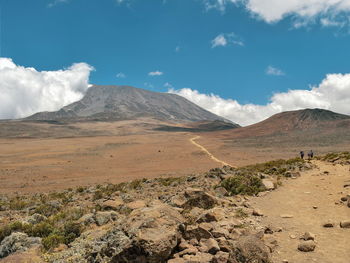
[
  {"left": 253, "top": 209, "right": 264, "bottom": 216},
  {"left": 262, "top": 179, "right": 275, "bottom": 190},
  {"left": 298, "top": 240, "right": 316, "bottom": 252},
  {"left": 199, "top": 238, "right": 220, "bottom": 254},
  {"left": 323, "top": 221, "right": 335, "bottom": 228},
  {"left": 289, "top": 234, "right": 297, "bottom": 239},
  {"left": 280, "top": 214, "right": 293, "bottom": 218},
  {"left": 340, "top": 220, "right": 350, "bottom": 228},
  {"left": 313, "top": 206, "right": 318, "bottom": 209},
  {"left": 300, "top": 232, "right": 315, "bottom": 241}
]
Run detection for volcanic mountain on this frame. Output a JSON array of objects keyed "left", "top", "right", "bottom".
[
  {"left": 27, "top": 85, "right": 238, "bottom": 126},
  {"left": 211, "top": 108, "right": 350, "bottom": 147}
]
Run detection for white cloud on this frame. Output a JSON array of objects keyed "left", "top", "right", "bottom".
[
  {"left": 211, "top": 33, "right": 244, "bottom": 48},
  {"left": 175, "top": 46, "right": 181, "bottom": 52},
  {"left": 204, "top": 0, "right": 350, "bottom": 27},
  {"left": 266, "top": 65, "right": 285, "bottom": 76},
  {"left": 0, "top": 58, "right": 93, "bottom": 119},
  {"left": 48, "top": 0, "right": 69, "bottom": 8},
  {"left": 148, "top": 71, "right": 164, "bottom": 76},
  {"left": 168, "top": 72, "right": 350, "bottom": 126},
  {"left": 116, "top": 72, "right": 126, "bottom": 78}
]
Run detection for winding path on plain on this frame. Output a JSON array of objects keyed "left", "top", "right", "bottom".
[{"left": 190, "top": 135, "right": 236, "bottom": 168}]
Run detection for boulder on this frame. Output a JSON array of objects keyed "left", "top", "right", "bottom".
[
  {"left": 0, "top": 232, "right": 41, "bottom": 258},
  {"left": 235, "top": 234, "right": 271, "bottom": 263},
  {"left": 185, "top": 224, "right": 213, "bottom": 240},
  {"left": 101, "top": 197, "right": 124, "bottom": 211},
  {"left": 121, "top": 202, "right": 185, "bottom": 263},
  {"left": 183, "top": 188, "right": 217, "bottom": 209},
  {"left": 298, "top": 240, "right": 316, "bottom": 252},
  {"left": 196, "top": 208, "right": 226, "bottom": 223}
]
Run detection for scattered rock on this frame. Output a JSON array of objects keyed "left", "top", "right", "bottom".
[
  {"left": 253, "top": 209, "right": 264, "bottom": 216},
  {"left": 262, "top": 179, "right": 275, "bottom": 190},
  {"left": 298, "top": 240, "right": 316, "bottom": 252},
  {"left": 183, "top": 188, "right": 217, "bottom": 209},
  {"left": 126, "top": 200, "right": 147, "bottom": 210},
  {"left": 323, "top": 221, "right": 335, "bottom": 228},
  {"left": 280, "top": 214, "right": 293, "bottom": 218},
  {"left": 213, "top": 251, "right": 230, "bottom": 263},
  {"left": 0, "top": 232, "right": 41, "bottom": 258},
  {"left": 101, "top": 197, "right": 124, "bottom": 210},
  {"left": 340, "top": 220, "right": 350, "bottom": 228},
  {"left": 199, "top": 238, "right": 220, "bottom": 254},
  {"left": 235, "top": 234, "right": 271, "bottom": 263},
  {"left": 300, "top": 232, "right": 315, "bottom": 241}
]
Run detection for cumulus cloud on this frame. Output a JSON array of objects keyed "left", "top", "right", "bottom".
[
  {"left": 168, "top": 72, "right": 350, "bottom": 126},
  {"left": 116, "top": 72, "right": 126, "bottom": 78},
  {"left": 0, "top": 58, "right": 93, "bottom": 119},
  {"left": 211, "top": 33, "right": 244, "bottom": 48},
  {"left": 148, "top": 71, "right": 164, "bottom": 76},
  {"left": 266, "top": 65, "right": 285, "bottom": 76},
  {"left": 204, "top": 0, "right": 350, "bottom": 27}
]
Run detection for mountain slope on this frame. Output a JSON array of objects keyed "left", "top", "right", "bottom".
[
  {"left": 244, "top": 108, "right": 350, "bottom": 135},
  {"left": 27, "top": 85, "right": 235, "bottom": 124},
  {"left": 209, "top": 108, "right": 350, "bottom": 148}
]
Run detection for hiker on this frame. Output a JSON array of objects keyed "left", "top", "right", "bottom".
[
  {"left": 308, "top": 150, "right": 314, "bottom": 160},
  {"left": 300, "top": 151, "right": 304, "bottom": 159}
]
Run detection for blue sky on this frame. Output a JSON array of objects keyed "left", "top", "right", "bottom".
[{"left": 1, "top": 0, "right": 350, "bottom": 125}]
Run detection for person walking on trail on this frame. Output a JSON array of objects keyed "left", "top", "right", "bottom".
[
  {"left": 300, "top": 151, "right": 304, "bottom": 159},
  {"left": 308, "top": 150, "right": 314, "bottom": 160}
]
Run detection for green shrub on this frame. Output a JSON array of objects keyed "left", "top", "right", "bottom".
[
  {"left": 42, "top": 234, "right": 65, "bottom": 251},
  {"left": 92, "top": 190, "right": 104, "bottom": 201},
  {"left": 30, "top": 222, "right": 54, "bottom": 237},
  {"left": 220, "top": 175, "right": 265, "bottom": 196},
  {"left": 62, "top": 221, "right": 82, "bottom": 243}
]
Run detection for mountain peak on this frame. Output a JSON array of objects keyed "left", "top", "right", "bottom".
[{"left": 27, "top": 85, "right": 235, "bottom": 124}]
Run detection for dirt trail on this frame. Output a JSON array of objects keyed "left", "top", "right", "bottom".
[
  {"left": 190, "top": 136, "right": 235, "bottom": 167},
  {"left": 251, "top": 160, "right": 350, "bottom": 263}
]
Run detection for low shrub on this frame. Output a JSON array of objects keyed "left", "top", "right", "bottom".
[
  {"left": 42, "top": 234, "right": 65, "bottom": 251},
  {"left": 220, "top": 175, "right": 265, "bottom": 196}
]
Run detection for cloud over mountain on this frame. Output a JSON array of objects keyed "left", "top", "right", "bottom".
[
  {"left": 0, "top": 58, "right": 93, "bottom": 119},
  {"left": 169, "top": 72, "right": 350, "bottom": 126}
]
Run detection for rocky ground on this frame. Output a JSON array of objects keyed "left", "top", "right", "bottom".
[{"left": 0, "top": 154, "right": 349, "bottom": 263}]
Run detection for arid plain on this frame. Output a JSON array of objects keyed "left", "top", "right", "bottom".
[{"left": 1, "top": 117, "right": 350, "bottom": 195}]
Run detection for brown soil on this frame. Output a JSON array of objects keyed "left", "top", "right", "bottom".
[{"left": 251, "top": 160, "right": 350, "bottom": 263}]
